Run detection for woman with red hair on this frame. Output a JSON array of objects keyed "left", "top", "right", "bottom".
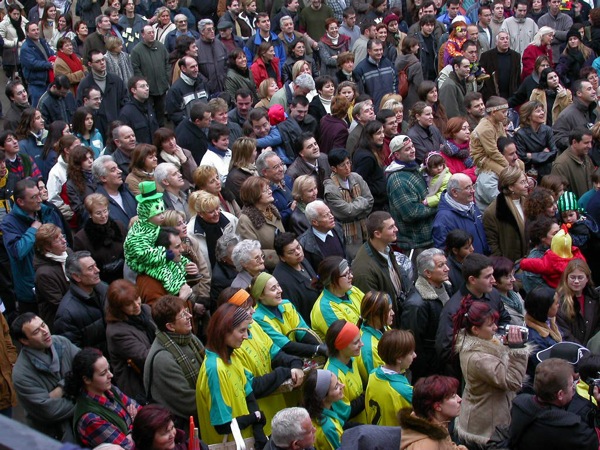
[
  {"left": 452, "top": 298, "right": 529, "bottom": 448},
  {"left": 132, "top": 404, "right": 201, "bottom": 449}
]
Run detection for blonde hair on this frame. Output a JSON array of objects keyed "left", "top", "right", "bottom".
[
  {"left": 557, "top": 259, "right": 593, "bottom": 321},
  {"left": 84, "top": 193, "right": 109, "bottom": 214},
  {"left": 379, "top": 93, "right": 403, "bottom": 111},
  {"left": 163, "top": 209, "right": 186, "bottom": 227},
  {"left": 257, "top": 78, "right": 276, "bottom": 100},
  {"left": 193, "top": 165, "right": 219, "bottom": 189},
  {"left": 189, "top": 190, "right": 220, "bottom": 214},
  {"left": 498, "top": 166, "right": 525, "bottom": 195},
  {"left": 291, "top": 175, "right": 317, "bottom": 202},
  {"left": 292, "top": 60, "right": 311, "bottom": 80}
]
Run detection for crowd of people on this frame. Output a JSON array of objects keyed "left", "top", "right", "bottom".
[{"left": 3, "top": 0, "right": 600, "bottom": 448}]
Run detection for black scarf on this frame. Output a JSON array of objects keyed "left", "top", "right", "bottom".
[
  {"left": 84, "top": 218, "right": 124, "bottom": 248},
  {"left": 232, "top": 64, "right": 250, "bottom": 76},
  {"left": 198, "top": 214, "right": 230, "bottom": 266},
  {"left": 10, "top": 15, "right": 25, "bottom": 42},
  {"left": 567, "top": 47, "right": 585, "bottom": 66},
  {"left": 125, "top": 308, "right": 156, "bottom": 344}
]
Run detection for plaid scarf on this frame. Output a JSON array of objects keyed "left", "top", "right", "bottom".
[
  {"left": 155, "top": 331, "right": 205, "bottom": 388},
  {"left": 330, "top": 174, "right": 368, "bottom": 245}
]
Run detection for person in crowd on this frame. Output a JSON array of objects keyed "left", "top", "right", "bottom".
[
  {"left": 395, "top": 36, "right": 423, "bottom": 114},
  {"left": 440, "top": 117, "right": 476, "bottom": 182},
  {"left": 4, "top": 81, "right": 31, "bottom": 133},
  {"left": 154, "top": 127, "right": 197, "bottom": 192},
  {"left": 2, "top": 129, "right": 41, "bottom": 183},
  {"left": 524, "top": 287, "right": 561, "bottom": 380},
  {"left": 153, "top": 7, "right": 176, "bottom": 43},
  {"left": 33, "top": 223, "right": 71, "bottom": 330},
  {"left": 319, "top": 96, "right": 350, "bottom": 155},
  {"left": 479, "top": 30, "right": 522, "bottom": 100},
  {"left": 514, "top": 100, "right": 558, "bottom": 178},
  {"left": 452, "top": 297, "right": 528, "bottom": 448},
  {"left": 118, "top": 77, "right": 160, "bottom": 145},
  {"left": 366, "top": 329, "right": 416, "bottom": 426},
  {"left": 0, "top": 5, "right": 27, "bottom": 81},
  {"left": 509, "top": 358, "right": 599, "bottom": 449},
  {"left": 132, "top": 404, "right": 197, "bottom": 450},
  {"left": 553, "top": 80, "right": 597, "bottom": 152},
  {"left": 432, "top": 173, "right": 489, "bottom": 255},
  {"left": 224, "top": 136, "right": 258, "bottom": 206},
  {"left": 16, "top": 107, "right": 46, "bottom": 164},
  {"left": 352, "top": 120, "right": 388, "bottom": 212},
  {"left": 556, "top": 30, "right": 595, "bottom": 90},
  {"left": 125, "top": 143, "right": 158, "bottom": 196},
  {"left": 509, "top": 55, "right": 550, "bottom": 110},
  {"left": 255, "top": 77, "right": 279, "bottom": 109},
  {"left": 38, "top": 75, "right": 77, "bottom": 126},
  {"left": 470, "top": 96, "right": 509, "bottom": 176},
  {"left": 65, "top": 145, "right": 96, "bottom": 228},
  {"left": 72, "top": 106, "right": 103, "bottom": 158},
  {"left": 401, "top": 248, "right": 451, "bottom": 381},
  {"left": 187, "top": 190, "right": 239, "bottom": 271},
  {"left": 398, "top": 375, "right": 467, "bottom": 450},
  {"left": 521, "top": 26, "right": 554, "bottom": 81},
  {"left": 104, "top": 35, "right": 134, "bottom": 83},
  {"left": 483, "top": 166, "right": 529, "bottom": 261},
  {"left": 230, "top": 238, "right": 265, "bottom": 290},
  {"left": 346, "top": 100, "right": 376, "bottom": 154},
  {"left": 39, "top": 120, "right": 69, "bottom": 182},
  {"left": 144, "top": 295, "right": 204, "bottom": 428},
  {"left": 357, "top": 290, "right": 394, "bottom": 375},
  {"left": 555, "top": 259, "right": 600, "bottom": 345},
  {"left": 464, "top": 92, "right": 485, "bottom": 131},
  {"left": 266, "top": 407, "right": 316, "bottom": 450},
  {"left": 407, "top": 102, "right": 445, "bottom": 165},
  {"left": 444, "top": 229, "right": 474, "bottom": 294},
  {"left": 289, "top": 175, "right": 316, "bottom": 236},
  {"left": 21, "top": 22, "right": 55, "bottom": 108},
  {"left": 92, "top": 155, "right": 138, "bottom": 228},
  {"left": 225, "top": 48, "right": 258, "bottom": 105},
  {"left": 521, "top": 215, "right": 559, "bottom": 293},
  {"left": 53, "top": 251, "right": 108, "bottom": 352},
  {"left": 282, "top": 38, "right": 319, "bottom": 84},
  {"left": 310, "top": 256, "right": 363, "bottom": 340},
  {"left": 11, "top": 313, "right": 79, "bottom": 440},
  {"left": 438, "top": 56, "right": 471, "bottom": 120},
  {"left": 417, "top": 81, "right": 448, "bottom": 136},
  {"left": 71, "top": 20, "right": 88, "bottom": 57},
  {"left": 529, "top": 67, "right": 572, "bottom": 127},
  {"left": 2, "top": 178, "right": 66, "bottom": 313},
  {"left": 491, "top": 256, "right": 525, "bottom": 324},
  {"left": 168, "top": 35, "right": 198, "bottom": 82},
  {"left": 301, "top": 369, "right": 345, "bottom": 450},
  {"left": 105, "top": 279, "right": 155, "bottom": 404},
  {"left": 551, "top": 128, "right": 594, "bottom": 199},
  {"left": 250, "top": 42, "right": 282, "bottom": 90},
  {"left": 64, "top": 347, "right": 140, "bottom": 449},
  {"left": 155, "top": 164, "right": 191, "bottom": 220},
  {"left": 251, "top": 272, "right": 325, "bottom": 357},
  {"left": 53, "top": 37, "right": 86, "bottom": 96},
  {"left": 237, "top": 176, "right": 285, "bottom": 271},
  {"left": 324, "top": 319, "right": 367, "bottom": 423}
]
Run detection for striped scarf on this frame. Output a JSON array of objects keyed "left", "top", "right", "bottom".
[
  {"left": 330, "top": 174, "right": 368, "bottom": 245},
  {"left": 155, "top": 331, "right": 205, "bottom": 388}
]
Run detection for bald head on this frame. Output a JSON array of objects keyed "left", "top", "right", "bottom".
[{"left": 447, "top": 173, "right": 474, "bottom": 205}]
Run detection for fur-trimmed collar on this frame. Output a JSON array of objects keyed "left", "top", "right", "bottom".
[
  {"left": 240, "top": 204, "right": 281, "bottom": 229},
  {"left": 398, "top": 408, "right": 449, "bottom": 441},
  {"left": 495, "top": 193, "right": 524, "bottom": 228},
  {"left": 455, "top": 330, "right": 533, "bottom": 359},
  {"left": 414, "top": 276, "right": 452, "bottom": 300}
]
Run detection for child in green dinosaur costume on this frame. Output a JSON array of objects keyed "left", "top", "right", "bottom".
[{"left": 124, "top": 181, "right": 189, "bottom": 295}]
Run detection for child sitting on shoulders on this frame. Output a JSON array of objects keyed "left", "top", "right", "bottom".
[
  {"left": 557, "top": 191, "right": 600, "bottom": 250},
  {"left": 423, "top": 152, "right": 451, "bottom": 207}
]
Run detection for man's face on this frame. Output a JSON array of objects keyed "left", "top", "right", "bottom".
[
  {"left": 109, "top": 10, "right": 119, "bottom": 24},
  {"left": 236, "top": 95, "right": 252, "bottom": 117},
  {"left": 11, "top": 83, "right": 28, "bottom": 105},
  {"left": 54, "top": 85, "right": 69, "bottom": 98},
  {"left": 175, "top": 17, "right": 188, "bottom": 31},
  {"left": 311, "top": 0, "right": 322, "bottom": 9},
  {"left": 201, "top": 23, "right": 216, "bottom": 42},
  {"left": 549, "top": 0, "right": 560, "bottom": 14},
  {"left": 394, "top": 139, "right": 416, "bottom": 162},
  {"left": 294, "top": 417, "right": 317, "bottom": 449},
  {"left": 455, "top": 58, "right": 471, "bottom": 79},
  {"left": 99, "top": 16, "right": 112, "bottom": 31},
  {"left": 287, "top": 0, "right": 299, "bottom": 11},
  {"left": 27, "top": 24, "right": 40, "bottom": 40},
  {"left": 300, "top": 137, "right": 320, "bottom": 161},
  {"left": 228, "top": 0, "right": 240, "bottom": 13},
  {"left": 463, "top": 44, "right": 478, "bottom": 63},
  {"left": 467, "top": 98, "right": 485, "bottom": 118},
  {"left": 17, "top": 186, "right": 42, "bottom": 214},
  {"left": 357, "top": 104, "right": 375, "bottom": 124},
  {"left": 366, "top": 25, "right": 377, "bottom": 39},
  {"left": 493, "top": 3, "right": 505, "bottom": 19},
  {"left": 263, "top": 156, "right": 285, "bottom": 183},
  {"left": 467, "top": 25, "right": 479, "bottom": 41},
  {"left": 164, "top": 167, "right": 184, "bottom": 190},
  {"left": 197, "top": 112, "right": 212, "bottom": 128},
  {"left": 375, "top": 217, "right": 398, "bottom": 244},
  {"left": 368, "top": 43, "right": 384, "bottom": 62},
  {"left": 219, "top": 27, "right": 233, "bottom": 39},
  {"left": 427, "top": 254, "right": 450, "bottom": 286},
  {"left": 382, "top": 116, "right": 398, "bottom": 137},
  {"left": 447, "top": 3, "right": 460, "bottom": 18},
  {"left": 496, "top": 32, "right": 510, "bottom": 51},
  {"left": 257, "top": 16, "right": 270, "bottom": 32},
  {"left": 88, "top": 53, "right": 107, "bottom": 73},
  {"left": 20, "top": 316, "right": 53, "bottom": 350},
  {"left": 83, "top": 89, "right": 102, "bottom": 110},
  {"left": 312, "top": 204, "right": 336, "bottom": 231},
  {"left": 421, "top": 4, "right": 435, "bottom": 17},
  {"left": 251, "top": 116, "right": 271, "bottom": 138},
  {"left": 578, "top": 81, "right": 597, "bottom": 104},
  {"left": 142, "top": 26, "right": 155, "bottom": 44},
  {"left": 469, "top": 266, "right": 495, "bottom": 295},
  {"left": 72, "top": 256, "right": 101, "bottom": 288},
  {"left": 282, "top": 18, "right": 294, "bottom": 34},
  {"left": 132, "top": 80, "right": 150, "bottom": 101},
  {"left": 572, "top": 135, "right": 593, "bottom": 157},
  {"left": 479, "top": 7, "right": 492, "bottom": 25},
  {"left": 289, "top": 102, "right": 309, "bottom": 121},
  {"left": 345, "top": 13, "right": 356, "bottom": 27},
  {"left": 168, "top": 233, "right": 183, "bottom": 262},
  {"left": 514, "top": 3, "right": 527, "bottom": 18},
  {"left": 421, "top": 22, "right": 434, "bottom": 36},
  {"left": 117, "top": 126, "right": 137, "bottom": 151},
  {"left": 451, "top": 176, "right": 474, "bottom": 204},
  {"left": 502, "top": 143, "right": 519, "bottom": 166},
  {"left": 182, "top": 58, "right": 199, "bottom": 79},
  {"left": 166, "top": 0, "right": 177, "bottom": 9},
  {"left": 101, "top": 161, "right": 123, "bottom": 187}
]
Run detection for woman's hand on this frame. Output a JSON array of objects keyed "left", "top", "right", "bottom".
[
  {"left": 290, "top": 368, "right": 304, "bottom": 388},
  {"left": 556, "top": 84, "right": 566, "bottom": 95},
  {"left": 174, "top": 145, "right": 187, "bottom": 163},
  {"left": 127, "top": 404, "right": 138, "bottom": 421},
  {"left": 505, "top": 326, "right": 523, "bottom": 346}
]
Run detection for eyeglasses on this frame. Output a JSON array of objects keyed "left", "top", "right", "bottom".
[
  {"left": 253, "top": 253, "right": 266, "bottom": 263},
  {"left": 262, "top": 187, "right": 273, "bottom": 194},
  {"left": 340, "top": 270, "right": 353, "bottom": 279},
  {"left": 176, "top": 308, "right": 192, "bottom": 320}
]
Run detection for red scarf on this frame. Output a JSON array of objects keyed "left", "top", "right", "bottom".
[{"left": 56, "top": 51, "right": 84, "bottom": 74}]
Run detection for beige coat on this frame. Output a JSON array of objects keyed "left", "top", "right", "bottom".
[
  {"left": 530, "top": 87, "right": 573, "bottom": 125},
  {"left": 54, "top": 55, "right": 87, "bottom": 94},
  {"left": 399, "top": 408, "right": 467, "bottom": 450},
  {"left": 236, "top": 205, "right": 285, "bottom": 270},
  {"left": 455, "top": 331, "right": 529, "bottom": 446},
  {"left": 470, "top": 116, "right": 508, "bottom": 175},
  {"left": 0, "top": 14, "right": 27, "bottom": 65}
]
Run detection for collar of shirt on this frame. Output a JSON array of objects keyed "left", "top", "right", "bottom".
[{"left": 312, "top": 227, "right": 333, "bottom": 242}]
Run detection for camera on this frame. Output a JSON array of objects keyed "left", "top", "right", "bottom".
[
  {"left": 586, "top": 377, "right": 600, "bottom": 396},
  {"left": 497, "top": 325, "right": 529, "bottom": 343}
]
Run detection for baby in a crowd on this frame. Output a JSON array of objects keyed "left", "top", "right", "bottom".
[
  {"left": 423, "top": 152, "right": 451, "bottom": 207},
  {"left": 557, "top": 191, "right": 600, "bottom": 250}
]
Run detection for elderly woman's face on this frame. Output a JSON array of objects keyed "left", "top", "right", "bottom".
[
  {"left": 243, "top": 248, "right": 265, "bottom": 275},
  {"left": 301, "top": 181, "right": 318, "bottom": 204},
  {"left": 45, "top": 230, "right": 67, "bottom": 255},
  {"left": 202, "top": 173, "right": 221, "bottom": 195},
  {"left": 91, "top": 203, "right": 109, "bottom": 225}
]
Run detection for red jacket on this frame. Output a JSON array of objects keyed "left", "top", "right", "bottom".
[
  {"left": 520, "top": 246, "right": 585, "bottom": 288},
  {"left": 250, "top": 56, "right": 282, "bottom": 91},
  {"left": 521, "top": 44, "right": 553, "bottom": 81}
]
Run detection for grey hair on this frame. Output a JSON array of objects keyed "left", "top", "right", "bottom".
[
  {"left": 232, "top": 239, "right": 262, "bottom": 272},
  {"left": 155, "top": 162, "right": 178, "bottom": 186},
  {"left": 92, "top": 155, "right": 115, "bottom": 181},
  {"left": 95, "top": 14, "right": 108, "bottom": 26},
  {"left": 495, "top": 30, "right": 509, "bottom": 43},
  {"left": 305, "top": 199, "right": 326, "bottom": 222},
  {"left": 215, "top": 233, "right": 241, "bottom": 262},
  {"left": 352, "top": 100, "right": 370, "bottom": 119},
  {"left": 255, "top": 150, "right": 278, "bottom": 176},
  {"left": 66, "top": 250, "right": 92, "bottom": 282},
  {"left": 279, "top": 14, "right": 293, "bottom": 28},
  {"left": 271, "top": 407, "right": 311, "bottom": 447},
  {"left": 294, "top": 73, "right": 315, "bottom": 91},
  {"left": 417, "top": 248, "right": 445, "bottom": 277},
  {"left": 173, "top": 13, "right": 187, "bottom": 23},
  {"left": 198, "top": 18, "right": 213, "bottom": 33},
  {"left": 531, "top": 26, "right": 554, "bottom": 47},
  {"left": 446, "top": 175, "right": 461, "bottom": 194}
]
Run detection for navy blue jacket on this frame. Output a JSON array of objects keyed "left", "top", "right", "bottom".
[
  {"left": 95, "top": 184, "right": 137, "bottom": 229},
  {"left": 21, "top": 37, "right": 54, "bottom": 86},
  {"left": 432, "top": 192, "right": 490, "bottom": 255},
  {"left": 118, "top": 98, "right": 159, "bottom": 145}
]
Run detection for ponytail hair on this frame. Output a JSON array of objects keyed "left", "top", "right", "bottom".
[{"left": 451, "top": 296, "right": 499, "bottom": 344}]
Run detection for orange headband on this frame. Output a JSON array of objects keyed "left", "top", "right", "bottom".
[
  {"left": 334, "top": 322, "right": 360, "bottom": 350},
  {"left": 229, "top": 289, "right": 250, "bottom": 306}
]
